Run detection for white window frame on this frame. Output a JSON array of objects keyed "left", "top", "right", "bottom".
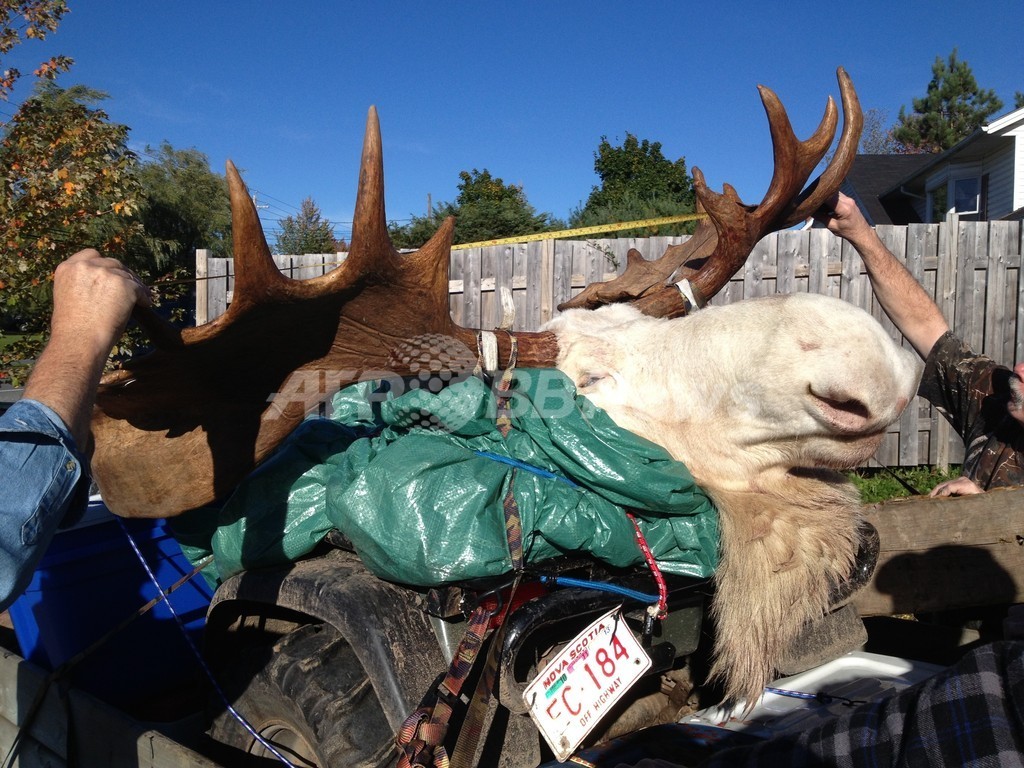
[{"left": 925, "top": 164, "right": 982, "bottom": 221}]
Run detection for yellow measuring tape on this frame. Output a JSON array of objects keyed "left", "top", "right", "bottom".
[{"left": 450, "top": 212, "right": 707, "bottom": 251}]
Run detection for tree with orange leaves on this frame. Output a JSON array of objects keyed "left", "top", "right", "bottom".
[{"left": 0, "top": 82, "right": 142, "bottom": 382}]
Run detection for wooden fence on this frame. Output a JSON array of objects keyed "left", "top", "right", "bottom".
[{"left": 195, "top": 219, "right": 1024, "bottom": 469}]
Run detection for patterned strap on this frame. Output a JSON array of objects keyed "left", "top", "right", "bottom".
[{"left": 397, "top": 605, "right": 493, "bottom": 768}]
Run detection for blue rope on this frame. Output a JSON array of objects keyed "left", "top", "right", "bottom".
[
  {"left": 473, "top": 451, "right": 578, "bottom": 487},
  {"left": 764, "top": 686, "right": 866, "bottom": 707},
  {"left": 116, "top": 519, "right": 298, "bottom": 768},
  {"left": 540, "top": 574, "right": 660, "bottom": 603}
]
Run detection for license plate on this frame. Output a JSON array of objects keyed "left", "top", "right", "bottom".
[{"left": 522, "top": 607, "right": 652, "bottom": 762}]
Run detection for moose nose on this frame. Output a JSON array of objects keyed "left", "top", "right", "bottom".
[{"left": 811, "top": 392, "right": 873, "bottom": 434}]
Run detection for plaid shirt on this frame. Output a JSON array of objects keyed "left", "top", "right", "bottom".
[
  {"left": 546, "top": 643, "right": 1024, "bottom": 767},
  {"left": 696, "top": 641, "right": 1024, "bottom": 767},
  {"left": 918, "top": 332, "right": 1024, "bottom": 490}
]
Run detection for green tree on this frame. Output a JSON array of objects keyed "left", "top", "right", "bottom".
[
  {"left": 0, "top": 82, "right": 140, "bottom": 363},
  {"left": 1, "top": 0, "right": 71, "bottom": 100},
  {"left": 894, "top": 49, "right": 1004, "bottom": 153},
  {"left": 131, "top": 142, "right": 231, "bottom": 268},
  {"left": 1015, "top": 91, "right": 1024, "bottom": 110},
  {"left": 570, "top": 133, "right": 695, "bottom": 236},
  {"left": 275, "top": 197, "right": 337, "bottom": 254},
  {"left": 389, "top": 168, "right": 560, "bottom": 248}
]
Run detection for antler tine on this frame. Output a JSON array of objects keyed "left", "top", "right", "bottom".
[
  {"left": 226, "top": 160, "right": 291, "bottom": 312},
  {"left": 780, "top": 67, "right": 863, "bottom": 226},
  {"left": 756, "top": 85, "right": 838, "bottom": 220},
  {"left": 347, "top": 106, "right": 398, "bottom": 268}
]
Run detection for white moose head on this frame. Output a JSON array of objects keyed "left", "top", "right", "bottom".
[{"left": 546, "top": 292, "right": 922, "bottom": 706}]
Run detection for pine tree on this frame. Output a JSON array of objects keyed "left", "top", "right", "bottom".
[
  {"left": 275, "top": 198, "right": 337, "bottom": 255},
  {"left": 894, "top": 49, "right": 1004, "bottom": 153}
]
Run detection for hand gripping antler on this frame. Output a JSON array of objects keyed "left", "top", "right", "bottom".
[
  {"left": 90, "top": 70, "right": 862, "bottom": 518},
  {"left": 560, "top": 67, "right": 862, "bottom": 316}
]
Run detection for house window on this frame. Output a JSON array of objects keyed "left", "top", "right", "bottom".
[{"left": 953, "top": 177, "right": 980, "bottom": 215}]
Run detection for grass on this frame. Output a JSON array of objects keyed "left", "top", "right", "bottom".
[{"left": 846, "top": 465, "right": 962, "bottom": 504}]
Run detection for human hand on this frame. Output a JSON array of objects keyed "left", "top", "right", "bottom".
[
  {"left": 50, "top": 249, "right": 151, "bottom": 358},
  {"left": 814, "top": 192, "right": 874, "bottom": 245},
  {"left": 928, "top": 476, "right": 984, "bottom": 497}
]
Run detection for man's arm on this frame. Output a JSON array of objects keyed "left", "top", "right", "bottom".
[
  {"left": 818, "top": 193, "right": 950, "bottom": 360},
  {"left": 22, "top": 249, "right": 150, "bottom": 446},
  {"left": 0, "top": 250, "right": 149, "bottom": 611}
]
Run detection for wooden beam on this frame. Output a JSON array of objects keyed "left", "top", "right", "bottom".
[{"left": 854, "top": 486, "right": 1024, "bottom": 616}]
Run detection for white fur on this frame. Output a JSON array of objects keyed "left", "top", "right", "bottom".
[{"left": 544, "top": 293, "right": 922, "bottom": 705}]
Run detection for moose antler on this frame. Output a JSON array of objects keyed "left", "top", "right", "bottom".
[
  {"left": 560, "top": 67, "right": 862, "bottom": 316},
  {"left": 90, "top": 69, "right": 862, "bottom": 518}
]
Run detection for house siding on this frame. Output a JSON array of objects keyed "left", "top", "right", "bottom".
[{"left": 986, "top": 144, "right": 1016, "bottom": 217}]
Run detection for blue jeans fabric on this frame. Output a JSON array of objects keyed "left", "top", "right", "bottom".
[{"left": 0, "top": 400, "right": 89, "bottom": 611}]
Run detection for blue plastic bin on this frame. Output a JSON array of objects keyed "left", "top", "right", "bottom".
[{"left": 8, "top": 498, "right": 214, "bottom": 711}]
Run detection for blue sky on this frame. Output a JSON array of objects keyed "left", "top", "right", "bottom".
[{"left": 4, "top": 1, "right": 1022, "bottom": 244}]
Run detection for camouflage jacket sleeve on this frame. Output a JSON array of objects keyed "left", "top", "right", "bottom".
[{"left": 918, "top": 331, "right": 1024, "bottom": 488}]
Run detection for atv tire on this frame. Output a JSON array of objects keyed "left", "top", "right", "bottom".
[{"left": 209, "top": 622, "right": 397, "bottom": 767}]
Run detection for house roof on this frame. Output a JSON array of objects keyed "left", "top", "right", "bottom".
[
  {"left": 841, "top": 154, "right": 932, "bottom": 225},
  {"left": 882, "top": 106, "right": 1024, "bottom": 197}
]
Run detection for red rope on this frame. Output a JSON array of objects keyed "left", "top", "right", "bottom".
[{"left": 626, "top": 511, "right": 668, "bottom": 619}]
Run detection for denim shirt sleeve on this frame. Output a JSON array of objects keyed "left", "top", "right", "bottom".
[{"left": 0, "top": 400, "right": 90, "bottom": 612}]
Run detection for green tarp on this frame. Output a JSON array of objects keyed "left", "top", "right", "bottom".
[{"left": 172, "top": 369, "right": 719, "bottom": 588}]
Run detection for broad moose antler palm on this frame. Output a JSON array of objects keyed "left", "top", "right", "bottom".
[{"left": 90, "top": 68, "right": 862, "bottom": 518}]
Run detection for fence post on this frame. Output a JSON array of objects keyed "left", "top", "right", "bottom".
[{"left": 195, "top": 248, "right": 209, "bottom": 326}]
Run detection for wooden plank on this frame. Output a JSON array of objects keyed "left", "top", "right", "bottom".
[
  {"left": 207, "top": 258, "right": 229, "bottom": 321},
  {"left": 462, "top": 247, "right": 482, "bottom": 329},
  {"left": 807, "top": 229, "right": 832, "bottom": 297},
  {"left": 293, "top": 253, "right": 328, "bottom": 281},
  {"left": 873, "top": 226, "right": 906, "bottom": 340},
  {"left": 584, "top": 241, "right": 605, "bottom": 287},
  {"left": 854, "top": 487, "right": 1024, "bottom": 616},
  {"left": 194, "top": 249, "right": 209, "bottom": 326},
  {"left": 539, "top": 239, "right": 555, "bottom": 326},
  {"left": 986, "top": 222, "right": 1017, "bottom": 366},
  {"left": 840, "top": 239, "right": 867, "bottom": 311},
  {"left": 0, "top": 650, "right": 223, "bottom": 767},
  {"left": 780, "top": 229, "right": 809, "bottom": 294},
  {"left": 478, "top": 245, "right": 497, "bottom": 328},
  {"left": 933, "top": 222, "right": 957, "bottom": 467},
  {"left": 272, "top": 254, "right": 292, "bottom": 279},
  {"left": 511, "top": 243, "right": 527, "bottom": 331},
  {"left": 527, "top": 240, "right": 545, "bottom": 329},
  {"left": 449, "top": 246, "right": 464, "bottom": 326},
  {"left": 553, "top": 240, "right": 574, "bottom": 306},
  {"left": 494, "top": 245, "right": 514, "bottom": 329},
  {"left": 953, "top": 221, "right": 981, "bottom": 350},
  {"left": 0, "top": 715, "right": 63, "bottom": 764},
  {"left": 741, "top": 236, "right": 770, "bottom": 301}
]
